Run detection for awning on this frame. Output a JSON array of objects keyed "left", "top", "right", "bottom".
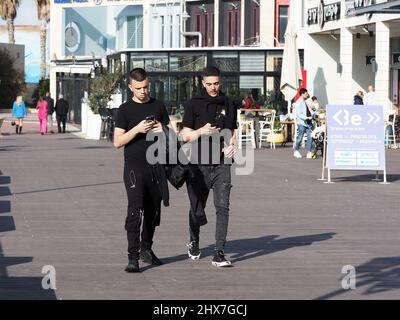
[{"left": 353, "top": 0, "right": 400, "bottom": 15}]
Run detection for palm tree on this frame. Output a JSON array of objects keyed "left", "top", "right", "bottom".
[
  {"left": 35, "top": 0, "right": 50, "bottom": 79},
  {"left": 0, "top": 0, "right": 21, "bottom": 44}
]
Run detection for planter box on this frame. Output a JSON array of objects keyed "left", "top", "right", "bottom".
[
  {"left": 267, "top": 132, "right": 285, "bottom": 144},
  {"left": 85, "top": 105, "right": 102, "bottom": 140}
]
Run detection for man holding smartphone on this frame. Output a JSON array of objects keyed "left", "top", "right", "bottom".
[
  {"left": 114, "top": 68, "right": 170, "bottom": 273},
  {"left": 181, "top": 66, "right": 237, "bottom": 267}
]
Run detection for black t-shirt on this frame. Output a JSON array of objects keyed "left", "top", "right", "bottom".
[
  {"left": 115, "top": 98, "right": 169, "bottom": 162},
  {"left": 181, "top": 93, "right": 237, "bottom": 165}
]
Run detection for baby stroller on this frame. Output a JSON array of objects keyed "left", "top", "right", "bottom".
[{"left": 311, "top": 113, "right": 326, "bottom": 159}]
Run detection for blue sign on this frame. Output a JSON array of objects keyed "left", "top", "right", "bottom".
[
  {"left": 54, "top": 0, "right": 88, "bottom": 4},
  {"left": 327, "top": 105, "right": 385, "bottom": 170}
]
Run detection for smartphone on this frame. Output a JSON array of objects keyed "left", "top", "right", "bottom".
[{"left": 145, "top": 115, "right": 155, "bottom": 122}]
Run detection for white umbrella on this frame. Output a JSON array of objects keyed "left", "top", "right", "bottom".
[{"left": 280, "top": 17, "right": 302, "bottom": 114}]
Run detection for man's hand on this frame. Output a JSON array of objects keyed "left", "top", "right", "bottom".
[
  {"left": 151, "top": 121, "right": 163, "bottom": 133},
  {"left": 135, "top": 120, "right": 154, "bottom": 134},
  {"left": 223, "top": 144, "right": 237, "bottom": 158},
  {"left": 198, "top": 123, "right": 218, "bottom": 136}
]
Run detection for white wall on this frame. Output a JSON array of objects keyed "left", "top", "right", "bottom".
[
  {"left": 351, "top": 34, "right": 375, "bottom": 95},
  {"left": 148, "top": 3, "right": 181, "bottom": 49},
  {"left": 259, "top": 0, "right": 275, "bottom": 47},
  {"left": 305, "top": 33, "right": 341, "bottom": 106}
]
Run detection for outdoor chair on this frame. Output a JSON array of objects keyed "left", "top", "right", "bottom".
[
  {"left": 258, "top": 109, "right": 276, "bottom": 149},
  {"left": 237, "top": 110, "right": 256, "bottom": 149}
]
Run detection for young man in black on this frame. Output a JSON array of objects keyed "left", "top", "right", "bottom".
[
  {"left": 181, "top": 66, "right": 237, "bottom": 267},
  {"left": 114, "top": 68, "right": 170, "bottom": 273}
]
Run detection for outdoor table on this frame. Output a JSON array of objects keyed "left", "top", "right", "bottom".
[
  {"left": 280, "top": 119, "right": 295, "bottom": 146},
  {"left": 240, "top": 109, "right": 274, "bottom": 148}
]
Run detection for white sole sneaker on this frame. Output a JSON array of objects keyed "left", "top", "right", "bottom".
[
  {"left": 188, "top": 251, "right": 201, "bottom": 260},
  {"left": 187, "top": 243, "right": 201, "bottom": 260},
  {"left": 293, "top": 151, "right": 302, "bottom": 159},
  {"left": 211, "top": 260, "right": 232, "bottom": 267}
]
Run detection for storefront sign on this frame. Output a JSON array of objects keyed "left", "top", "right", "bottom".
[
  {"left": 307, "top": 0, "right": 341, "bottom": 28},
  {"left": 345, "top": 0, "right": 375, "bottom": 17},
  {"left": 327, "top": 105, "right": 385, "bottom": 171}
]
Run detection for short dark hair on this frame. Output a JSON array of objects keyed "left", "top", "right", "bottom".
[
  {"left": 299, "top": 88, "right": 308, "bottom": 95},
  {"left": 129, "top": 68, "right": 147, "bottom": 82},
  {"left": 311, "top": 96, "right": 317, "bottom": 101},
  {"left": 202, "top": 66, "right": 220, "bottom": 78}
]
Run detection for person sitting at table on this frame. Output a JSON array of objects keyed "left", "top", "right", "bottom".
[{"left": 242, "top": 92, "right": 255, "bottom": 109}]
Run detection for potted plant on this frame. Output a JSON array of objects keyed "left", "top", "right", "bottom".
[{"left": 85, "top": 63, "right": 124, "bottom": 139}]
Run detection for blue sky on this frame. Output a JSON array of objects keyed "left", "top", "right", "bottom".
[
  {"left": 0, "top": 0, "right": 39, "bottom": 25},
  {"left": 0, "top": 0, "right": 43, "bottom": 83}
]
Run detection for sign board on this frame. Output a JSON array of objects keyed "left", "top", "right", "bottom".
[
  {"left": 345, "top": 0, "right": 375, "bottom": 17},
  {"left": 327, "top": 105, "right": 385, "bottom": 171},
  {"left": 307, "top": 0, "right": 341, "bottom": 28}
]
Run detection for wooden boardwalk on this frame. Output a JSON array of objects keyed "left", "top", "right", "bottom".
[{"left": 1, "top": 118, "right": 400, "bottom": 300}]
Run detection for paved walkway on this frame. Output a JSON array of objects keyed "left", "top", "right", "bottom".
[{"left": 1, "top": 116, "right": 400, "bottom": 300}]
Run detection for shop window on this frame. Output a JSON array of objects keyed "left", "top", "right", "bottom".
[
  {"left": 266, "top": 51, "right": 283, "bottom": 72},
  {"left": 212, "top": 52, "right": 238, "bottom": 71},
  {"left": 239, "top": 76, "right": 264, "bottom": 107},
  {"left": 127, "top": 15, "right": 143, "bottom": 48},
  {"left": 265, "top": 76, "right": 286, "bottom": 114},
  {"left": 240, "top": 52, "right": 264, "bottom": 72},
  {"left": 253, "top": 6, "right": 260, "bottom": 42},
  {"left": 170, "top": 53, "right": 206, "bottom": 72},
  {"left": 278, "top": 6, "right": 288, "bottom": 44},
  {"left": 228, "top": 9, "right": 240, "bottom": 46},
  {"left": 130, "top": 53, "right": 169, "bottom": 71}
]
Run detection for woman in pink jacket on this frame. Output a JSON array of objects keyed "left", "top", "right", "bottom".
[{"left": 36, "top": 97, "right": 48, "bottom": 135}]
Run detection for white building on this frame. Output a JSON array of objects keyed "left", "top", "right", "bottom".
[
  {"left": 49, "top": 0, "right": 306, "bottom": 123},
  {"left": 304, "top": 0, "right": 400, "bottom": 112}
]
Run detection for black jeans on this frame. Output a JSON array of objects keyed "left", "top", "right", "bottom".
[
  {"left": 186, "top": 164, "right": 232, "bottom": 251},
  {"left": 123, "top": 160, "right": 161, "bottom": 260},
  {"left": 56, "top": 114, "right": 67, "bottom": 133}
]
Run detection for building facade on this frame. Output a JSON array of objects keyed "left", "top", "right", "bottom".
[
  {"left": 49, "top": 0, "right": 305, "bottom": 124},
  {"left": 304, "top": 0, "right": 400, "bottom": 112}
]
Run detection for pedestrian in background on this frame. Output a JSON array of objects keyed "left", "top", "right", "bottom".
[
  {"left": 354, "top": 91, "right": 364, "bottom": 105},
  {"left": 45, "top": 92, "right": 55, "bottom": 133},
  {"left": 55, "top": 94, "right": 69, "bottom": 133},
  {"left": 12, "top": 96, "right": 27, "bottom": 135},
  {"left": 364, "top": 85, "right": 376, "bottom": 106},
  {"left": 36, "top": 97, "right": 48, "bottom": 135}
]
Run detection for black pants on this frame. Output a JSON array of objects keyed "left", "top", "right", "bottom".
[
  {"left": 186, "top": 164, "right": 232, "bottom": 251},
  {"left": 56, "top": 114, "right": 67, "bottom": 133},
  {"left": 123, "top": 160, "right": 161, "bottom": 260}
]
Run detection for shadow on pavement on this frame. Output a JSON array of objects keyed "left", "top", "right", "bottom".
[
  {"left": 0, "top": 176, "right": 11, "bottom": 185},
  {"left": 75, "top": 146, "right": 112, "bottom": 150},
  {"left": 333, "top": 174, "right": 400, "bottom": 183},
  {"left": 13, "top": 181, "right": 123, "bottom": 195},
  {"left": 0, "top": 173, "right": 57, "bottom": 300},
  {"left": 162, "top": 233, "right": 336, "bottom": 265},
  {"left": 317, "top": 256, "right": 400, "bottom": 300}
]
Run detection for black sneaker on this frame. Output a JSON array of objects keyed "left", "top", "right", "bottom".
[
  {"left": 140, "top": 249, "right": 163, "bottom": 266},
  {"left": 187, "top": 241, "right": 201, "bottom": 260},
  {"left": 211, "top": 250, "right": 232, "bottom": 267},
  {"left": 125, "top": 259, "right": 140, "bottom": 273}
]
